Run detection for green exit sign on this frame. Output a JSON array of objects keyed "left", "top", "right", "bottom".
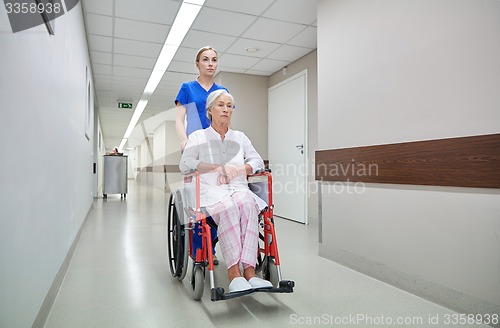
[{"left": 118, "top": 102, "right": 133, "bottom": 109}]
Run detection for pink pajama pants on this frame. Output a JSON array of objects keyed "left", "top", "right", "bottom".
[{"left": 206, "top": 191, "right": 259, "bottom": 269}]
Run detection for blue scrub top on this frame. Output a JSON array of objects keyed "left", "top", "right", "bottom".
[{"left": 175, "top": 80, "right": 228, "bottom": 136}]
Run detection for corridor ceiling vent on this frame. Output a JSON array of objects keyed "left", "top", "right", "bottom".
[{"left": 245, "top": 47, "right": 260, "bottom": 53}]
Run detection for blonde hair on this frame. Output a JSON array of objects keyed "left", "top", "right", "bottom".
[
  {"left": 206, "top": 89, "right": 234, "bottom": 121},
  {"left": 195, "top": 46, "right": 218, "bottom": 63}
]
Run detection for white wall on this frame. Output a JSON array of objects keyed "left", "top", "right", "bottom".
[
  {"left": 138, "top": 137, "right": 154, "bottom": 185},
  {"left": 96, "top": 117, "right": 106, "bottom": 195},
  {"left": 269, "top": 50, "right": 318, "bottom": 225},
  {"left": 215, "top": 72, "right": 269, "bottom": 157},
  {"left": 148, "top": 120, "right": 182, "bottom": 192},
  {"left": 317, "top": 0, "right": 500, "bottom": 315},
  {"left": 0, "top": 4, "right": 95, "bottom": 328},
  {"left": 153, "top": 122, "right": 167, "bottom": 191},
  {"left": 164, "top": 121, "right": 182, "bottom": 192}
]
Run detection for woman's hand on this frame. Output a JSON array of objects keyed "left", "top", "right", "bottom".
[
  {"left": 217, "top": 174, "right": 229, "bottom": 185},
  {"left": 180, "top": 139, "right": 187, "bottom": 150},
  {"left": 215, "top": 164, "right": 244, "bottom": 185},
  {"left": 223, "top": 165, "right": 240, "bottom": 181}
]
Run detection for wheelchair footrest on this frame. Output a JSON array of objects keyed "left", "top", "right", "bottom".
[
  {"left": 211, "top": 287, "right": 255, "bottom": 301},
  {"left": 210, "top": 280, "right": 295, "bottom": 302},
  {"left": 255, "top": 280, "right": 295, "bottom": 294}
]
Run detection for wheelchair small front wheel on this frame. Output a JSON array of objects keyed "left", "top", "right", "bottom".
[
  {"left": 192, "top": 266, "right": 204, "bottom": 301},
  {"left": 264, "top": 258, "right": 279, "bottom": 287}
]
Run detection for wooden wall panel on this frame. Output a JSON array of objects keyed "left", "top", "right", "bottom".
[
  {"left": 140, "top": 160, "right": 270, "bottom": 174},
  {"left": 315, "top": 134, "right": 500, "bottom": 188}
]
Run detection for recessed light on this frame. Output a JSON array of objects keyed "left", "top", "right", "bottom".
[{"left": 245, "top": 47, "right": 259, "bottom": 53}]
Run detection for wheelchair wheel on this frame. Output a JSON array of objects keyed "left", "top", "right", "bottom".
[
  {"left": 255, "top": 216, "right": 266, "bottom": 273},
  {"left": 191, "top": 266, "right": 204, "bottom": 301},
  {"left": 167, "top": 192, "right": 188, "bottom": 281},
  {"left": 264, "top": 257, "right": 279, "bottom": 287}
]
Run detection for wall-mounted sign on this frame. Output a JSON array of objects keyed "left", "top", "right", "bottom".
[{"left": 118, "top": 102, "right": 133, "bottom": 109}]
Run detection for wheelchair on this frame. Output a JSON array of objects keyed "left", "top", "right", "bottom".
[{"left": 167, "top": 169, "right": 295, "bottom": 301}]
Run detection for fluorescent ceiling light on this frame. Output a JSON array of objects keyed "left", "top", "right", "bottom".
[
  {"left": 184, "top": 0, "right": 205, "bottom": 5},
  {"left": 143, "top": 70, "right": 166, "bottom": 96},
  {"left": 165, "top": 3, "right": 203, "bottom": 46},
  {"left": 117, "top": 0, "right": 205, "bottom": 151},
  {"left": 124, "top": 99, "right": 148, "bottom": 139},
  {"left": 118, "top": 138, "right": 128, "bottom": 151},
  {"left": 154, "top": 44, "right": 178, "bottom": 71}
]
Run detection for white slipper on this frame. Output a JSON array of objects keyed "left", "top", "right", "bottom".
[
  {"left": 248, "top": 277, "right": 273, "bottom": 289},
  {"left": 228, "top": 277, "right": 252, "bottom": 293}
]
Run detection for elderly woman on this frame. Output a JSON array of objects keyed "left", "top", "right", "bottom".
[{"left": 180, "top": 89, "right": 273, "bottom": 292}]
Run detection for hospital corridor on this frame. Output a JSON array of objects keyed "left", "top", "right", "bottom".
[
  {"left": 42, "top": 181, "right": 482, "bottom": 328},
  {"left": 1, "top": 0, "right": 499, "bottom": 327}
]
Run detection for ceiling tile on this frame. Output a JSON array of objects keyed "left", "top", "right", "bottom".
[
  {"left": 113, "top": 54, "right": 156, "bottom": 69},
  {"left": 204, "top": 0, "right": 274, "bottom": 16},
  {"left": 85, "top": 13, "right": 113, "bottom": 36},
  {"left": 244, "top": 69, "right": 271, "bottom": 76},
  {"left": 90, "top": 51, "right": 112, "bottom": 65},
  {"left": 168, "top": 61, "right": 198, "bottom": 75},
  {"left": 287, "top": 26, "right": 317, "bottom": 49},
  {"left": 96, "top": 90, "right": 113, "bottom": 99},
  {"left": 161, "top": 71, "right": 195, "bottom": 82},
  {"left": 114, "top": 18, "right": 169, "bottom": 44},
  {"left": 112, "top": 76, "right": 148, "bottom": 87},
  {"left": 95, "top": 81, "right": 112, "bottom": 91},
  {"left": 267, "top": 44, "right": 313, "bottom": 62},
  {"left": 95, "top": 83, "right": 112, "bottom": 92},
  {"left": 92, "top": 63, "right": 113, "bottom": 75},
  {"left": 242, "top": 17, "right": 306, "bottom": 43},
  {"left": 93, "top": 73, "right": 113, "bottom": 84},
  {"left": 88, "top": 35, "right": 112, "bottom": 52},
  {"left": 262, "top": 0, "right": 317, "bottom": 25},
  {"left": 217, "top": 67, "right": 246, "bottom": 74},
  {"left": 83, "top": 0, "right": 113, "bottom": 15},
  {"left": 192, "top": 7, "right": 257, "bottom": 36},
  {"left": 114, "top": 38, "right": 162, "bottom": 58},
  {"left": 173, "top": 46, "right": 198, "bottom": 64},
  {"left": 113, "top": 66, "right": 151, "bottom": 79},
  {"left": 225, "top": 38, "right": 281, "bottom": 58},
  {"left": 115, "top": 0, "right": 180, "bottom": 25},
  {"left": 182, "top": 30, "right": 237, "bottom": 53},
  {"left": 217, "top": 53, "right": 261, "bottom": 70},
  {"left": 250, "top": 58, "right": 289, "bottom": 74}
]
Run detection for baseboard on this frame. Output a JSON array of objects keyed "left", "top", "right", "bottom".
[
  {"left": 31, "top": 205, "right": 93, "bottom": 328},
  {"left": 319, "top": 246, "right": 500, "bottom": 328}
]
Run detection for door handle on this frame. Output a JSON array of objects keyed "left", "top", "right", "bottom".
[{"left": 296, "top": 144, "right": 304, "bottom": 154}]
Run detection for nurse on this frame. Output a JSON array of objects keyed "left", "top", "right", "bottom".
[{"left": 174, "top": 46, "right": 228, "bottom": 263}]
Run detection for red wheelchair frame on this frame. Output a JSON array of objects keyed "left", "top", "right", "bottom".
[{"left": 167, "top": 170, "right": 294, "bottom": 301}]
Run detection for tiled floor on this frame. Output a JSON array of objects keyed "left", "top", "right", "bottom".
[{"left": 44, "top": 180, "right": 489, "bottom": 328}]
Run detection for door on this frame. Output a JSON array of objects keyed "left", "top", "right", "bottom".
[{"left": 268, "top": 70, "right": 307, "bottom": 224}]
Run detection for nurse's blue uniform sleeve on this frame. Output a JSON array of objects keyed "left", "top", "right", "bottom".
[{"left": 175, "top": 83, "right": 188, "bottom": 105}]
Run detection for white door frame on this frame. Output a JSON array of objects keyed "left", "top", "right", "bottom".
[{"left": 268, "top": 69, "right": 308, "bottom": 224}]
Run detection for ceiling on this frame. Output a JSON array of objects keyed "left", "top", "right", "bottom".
[{"left": 81, "top": 0, "right": 317, "bottom": 149}]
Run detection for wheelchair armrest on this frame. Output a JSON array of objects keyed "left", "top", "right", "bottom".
[
  {"left": 182, "top": 169, "right": 199, "bottom": 184},
  {"left": 181, "top": 168, "right": 197, "bottom": 175},
  {"left": 248, "top": 169, "right": 272, "bottom": 182}
]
